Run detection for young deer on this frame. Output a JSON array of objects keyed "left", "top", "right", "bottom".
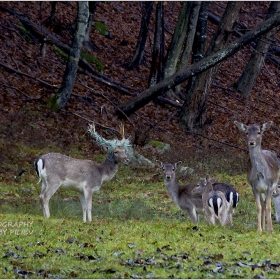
[
  {"left": 203, "top": 181, "right": 239, "bottom": 226},
  {"left": 192, "top": 175, "right": 231, "bottom": 226},
  {"left": 234, "top": 121, "right": 279, "bottom": 233},
  {"left": 157, "top": 161, "right": 239, "bottom": 225},
  {"left": 156, "top": 160, "right": 204, "bottom": 223},
  {"left": 35, "top": 147, "right": 129, "bottom": 222}
]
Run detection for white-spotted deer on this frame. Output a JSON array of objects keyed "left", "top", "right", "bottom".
[
  {"left": 35, "top": 125, "right": 129, "bottom": 223},
  {"left": 156, "top": 161, "right": 239, "bottom": 225},
  {"left": 192, "top": 175, "right": 231, "bottom": 226},
  {"left": 234, "top": 121, "right": 279, "bottom": 233}
]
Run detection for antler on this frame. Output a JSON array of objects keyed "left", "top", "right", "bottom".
[
  {"left": 91, "top": 122, "right": 95, "bottom": 132},
  {"left": 120, "top": 123, "right": 125, "bottom": 139}
]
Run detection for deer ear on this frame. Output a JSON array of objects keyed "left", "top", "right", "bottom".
[
  {"left": 174, "top": 161, "right": 182, "bottom": 169},
  {"left": 234, "top": 121, "right": 247, "bottom": 132},
  {"left": 156, "top": 160, "right": 163, "bottom": 168},
  {"left": 262, "top": 121, "right": 273, "bottom": 132},
  {"left": 210, "top": 178, "right": 216, "bottom": 184}
]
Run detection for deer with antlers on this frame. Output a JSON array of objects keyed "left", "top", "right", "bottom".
[{"left": 35, "top": 123, "right": 130, "bottom": 222}]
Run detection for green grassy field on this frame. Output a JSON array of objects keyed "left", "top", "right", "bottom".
[{"left": 1, "top": 151, "right": 280, "bottom": 279}]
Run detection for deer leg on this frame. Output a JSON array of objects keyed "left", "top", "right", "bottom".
[
  {"left": 84, "top": 187, "right": 93, "bottom": 223},
  {"left": 184, "top": 205, "right": 198, "bottom": 224},
  {"left": 260, "top": 193, "right": 267, "bottom": 231},
  {"left": 254, "top": 192, "right": 263, "bottom": 232},
  {"left": 78, "top": 193, "right": 87, "bottom": 223},
  {"left": 190, "top": 207, "right": 199, "bottom": 223},
  {"left": 209, "top": 214, "right": 216, "bottom": 225},
  {"left": 226, "top": 212, "right": 233, "bottom": 226},
  {"left": 265, "top": 190, "right": 274, "bottom": 234},
  {"left": 220, "top": 209, "right": 228, "bottom": 226},
  {"left": 205, "top": 208, "right": 215, "bottom": 225},
  {"left": 40, "top": 179, "right": 61, "bottom": 218}
]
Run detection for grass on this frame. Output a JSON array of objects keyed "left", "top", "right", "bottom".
[{"left": 1, "top": 156, "right": 280, "bottom": 279}]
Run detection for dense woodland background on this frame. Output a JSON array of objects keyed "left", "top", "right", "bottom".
[{"left": 1, "top": 1, "right": 280, "bottom": 179}]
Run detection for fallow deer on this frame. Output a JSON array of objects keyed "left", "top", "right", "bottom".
[
  {"left": 192, "top": 175, "right": 231, "bottom": 226},
  {"left": 156, "top": 161, "right": 239, "bottom": 224},
  {"left": 156, "top": 160, "right": 204, "bottom": 223},
  {"left": 35, "top": 124, "right": 129, "bottom": 222},
  {"left": 234, "top": 121, "right": 279, "bottom": 233}
]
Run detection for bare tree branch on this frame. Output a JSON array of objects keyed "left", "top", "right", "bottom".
[
  {"left": 118, "top": 11, "right": 280, "bottom": 116},
  {"left": 0, "top": 61, "right": 59, "bottom": 89}
]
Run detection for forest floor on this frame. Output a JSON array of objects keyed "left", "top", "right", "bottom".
[{"left": 1, "top": 2, "right": 280, "bottom": 181}]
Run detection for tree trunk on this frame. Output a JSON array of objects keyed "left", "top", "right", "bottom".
[
  {"left": 148, "top": 2, "right": 164, "bottom": 87},
  {"left": 50, "top": 2, "right": 89, "bottom": 112},
  {"left": 49, "top": 2, "right": 57, "bottom": 26},
  {"left": 128, "top": 2, "right": 154, "bottom": 69},
  {"left": 117, "top": 11, "right": 280, "bottom": 116},
  {"left": 179, "top": 1, "right": 210, "bottom": 129},
  {"left": 83, "top": 1, "right": 99, "bottom": 51},
  {"left": 232, "top": 1, "right": 280, "bottom": 99},
  {"left": 179, "top": 1, "right": 243, "bottom": 131},
  {"left": 175, "top": 2, "right": 201, "bottom": 99},
  {"left": 163, "top": 2, "right": 191, "bottom": 98}
]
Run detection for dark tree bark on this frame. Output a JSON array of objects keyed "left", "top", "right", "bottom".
[
  {"left": 51, "top": 2, "right": 89, "bottom": 112},
  {"left": 163, "top": 1, "right": 191, "bottom": 98},
  {"left": 175, "top": 1, "right": 201, "bottom": 98},
  {"left": 148, "top": 2, "right": 164, "bottom": 87},
  {"left": 179, "top": 1, "right": 243, "bottom": 130},
  {"left": 180, "top": 2, "right": 210, "bottom": 103},
  {"left": 83, "top": 1, "right": 99, "bottom": 51},
  {"left": 117, "top": 11, "right": 280, "bottom": 116},
  {"left": 128, "top": 2, "right": 154, "bottom": 69},
  {"left": 232, "top": 1, "right": 280, "bottom": 99},
  {"left": 49, "top": 2, "right": 57, "bottom": 26}
]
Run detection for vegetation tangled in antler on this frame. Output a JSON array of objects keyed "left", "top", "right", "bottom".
[{"left": 88, "top": 123, "right": 154, "bottom": 167}]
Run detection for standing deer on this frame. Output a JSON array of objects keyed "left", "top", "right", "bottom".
[
  {"left": 35, "top": 147, "right": 128, "bottom": 222},
  {"left": 234, "top": 121, "right": 279, "bottom": 233},
  {"left": 192, "top": 175, "right": 231, "bottom": 226},
  {"left": 199, "top": 179, "right": 239, "bottom": 226},
  {"left": 35, "top": 124, "right": 130, "bottom": 223},
  {"left": 156, "top": 161, "right": 239, "bottom": 225},
  {"left": 156, "top": 160, "right": 204, "bottom": 223}
]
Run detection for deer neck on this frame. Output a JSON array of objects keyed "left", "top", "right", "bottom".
[
  {"left": 100, "top": 156, "right": 119, "bottom": 183},
  {"left": 202, "top": 182, "right": 213, "bottom": 201},
  {"left": 248, "top": 144, "right": 268, "bottom": 173},
  {"left": 164, "top": 177, "right": 180, "bottom": 204}
]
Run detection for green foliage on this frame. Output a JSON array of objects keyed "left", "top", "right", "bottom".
[
  {"left": 93, "top": 21, "right": 109, "bottom": 36},
  {"left": 18, "top": 23, "right": 32, "bottom": 44},
  {"left": 47, "top": 93, "right": 60, "bottom": 112},
  {"left": 81, "top": 51, "right": 104, "bottom": 73},
  {"left": 53, "top": 45, "right": 68, "bottom": 61}
]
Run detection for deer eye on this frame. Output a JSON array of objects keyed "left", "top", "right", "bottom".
[
  {"left": 172, "top": 168, "right": 175, "bottom": 171},
  {"left": 114, "top": 151, "right": 118, "bottom": 154}
]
